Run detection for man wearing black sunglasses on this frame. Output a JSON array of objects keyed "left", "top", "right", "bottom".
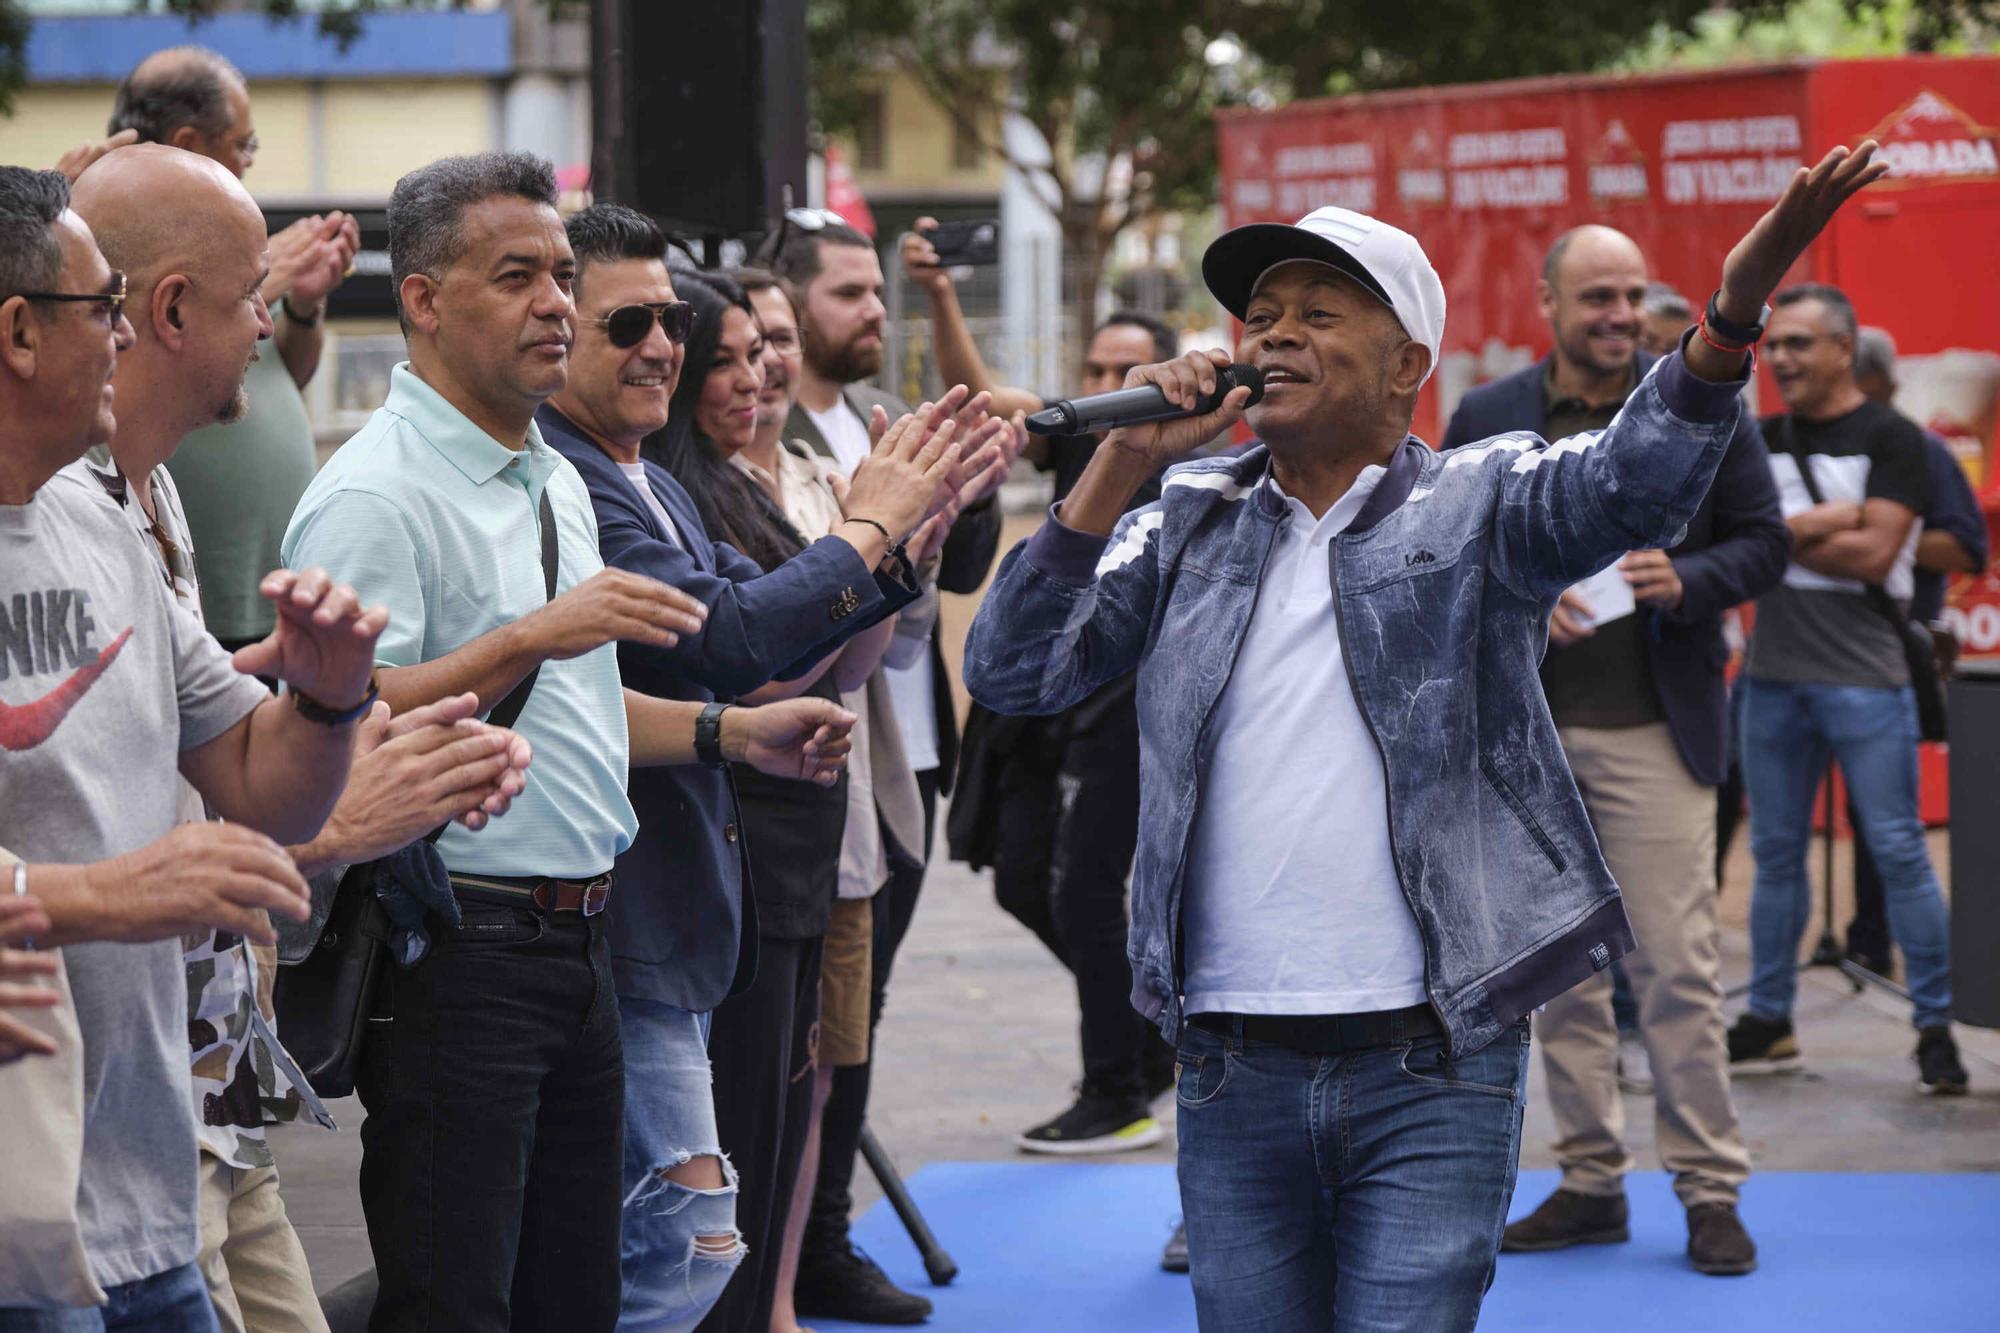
[{"left": 541, "top": 201, "right": 964, "bottom": 1330}]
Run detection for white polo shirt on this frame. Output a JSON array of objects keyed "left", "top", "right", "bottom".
[{"left": 1181, "top": 464, "right": 1429, "bottom": 1017}]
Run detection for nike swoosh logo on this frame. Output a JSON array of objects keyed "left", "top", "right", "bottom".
[{"left": 0, "top": 626, "right": 133, "bottom": 752}]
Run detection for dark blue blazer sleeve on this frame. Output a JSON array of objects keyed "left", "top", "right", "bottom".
[
  {"left": 1923, "top": 433, "right": 1989, "bottom": 572},
  {"left": 1664, "top": 413, "right": 1792, "bottom": 623},
  {"left": 1439, "top": 397, "right": 1481, "bottom": 451},
  {"left": 584, "top": 470, "right": 912, "bottom": 700}
]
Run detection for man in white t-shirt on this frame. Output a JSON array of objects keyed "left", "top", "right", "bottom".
[{"left": 763, "top": 213, "right": 1009, "bottom": 1325}]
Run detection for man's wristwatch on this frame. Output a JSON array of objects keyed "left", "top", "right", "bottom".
[
  {"left": 281, "top": 296, "right": 323, "bottom": 328},
  {"left": 291, "top": 673, "right": 379, "bottom": 726},
  {"left": 695, "top": 702, "right": 733, "bottom": 768},
  {"left": 1699, "top": 291, "right": 1771, "bottom": 351}
]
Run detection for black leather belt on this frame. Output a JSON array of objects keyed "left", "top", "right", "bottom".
[
  {"left": 1189, "top": 1004, "right": 1443, "bottom": 1054},
  {"left": 449, "top": 872, "right": 612, "bottom": 916}
]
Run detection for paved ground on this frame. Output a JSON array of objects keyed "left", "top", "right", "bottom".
[
  {"left": 281, "top": 826, "right": 2000, "bottom": 1297},
  {"left": 279, "top": 508, "right": 2000, "bottom": 1295}
]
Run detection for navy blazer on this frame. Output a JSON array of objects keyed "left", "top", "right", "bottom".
[
  {"left": 539, "top": 406, "right": 919, "bottom": 1011},
  {"left": 1440, "top": 352, "right": 1791, "bottom": 786}
]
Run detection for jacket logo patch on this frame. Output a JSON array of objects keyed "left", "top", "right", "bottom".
[
  {"left": 1589, "top": 942, "right": 1611, "bottom": 971},
  {"left": 1405, "top": 549, "right": 1437, "bottom": 567}
]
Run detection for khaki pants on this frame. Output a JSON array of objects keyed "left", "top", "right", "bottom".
[
  {"left": 196, "top": 1151, "right": 330, "bottom": 1333},
  {"left": 1538, "top": 722, "right": 1751, "bottom": 1208}
]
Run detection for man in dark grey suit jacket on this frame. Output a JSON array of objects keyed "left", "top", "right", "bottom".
[
  {"left": 1443, "top": 225, "right": 1788, "bottom": 1277},
  {"left": 765, "top": 215, "right": 1003, "bottom": 1325}
]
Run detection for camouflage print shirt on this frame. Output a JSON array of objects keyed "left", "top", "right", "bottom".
[{"left": 90, "top": 451, "right": 333, "bottom": 1167}]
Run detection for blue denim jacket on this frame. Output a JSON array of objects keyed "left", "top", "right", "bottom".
[{"left": 964, "top": 350, "right": 1750, "bottom": 1056}]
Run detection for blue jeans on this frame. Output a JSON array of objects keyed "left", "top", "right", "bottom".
[
  {"left": 618, "top": 998, "right": 742, "bottom": 1332},
  {"left": 1174, "top": 1018, "right": 1530, "bottom": 1333},
  {"left": 0, "top": 1263, "right": 218, "bottom": 1332},
  {"left": 1741, "top": 678, "right": 1953, "bottom": 1029}
]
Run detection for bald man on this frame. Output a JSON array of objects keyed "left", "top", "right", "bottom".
[
  {"left": 1442, "top": 226, "right": 1788, "bottom": 1275},
  {"left": 69, "top": 145, "right": 274, "bottom": 520},
  {"left": 78, "top": 46, "right": 360, "bottom": 663}
]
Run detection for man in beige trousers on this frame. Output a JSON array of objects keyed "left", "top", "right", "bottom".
[{"left": 1441, "top": 225, "right": 1793, "bottom": 1276}]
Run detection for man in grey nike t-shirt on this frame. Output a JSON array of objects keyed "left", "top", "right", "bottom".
[{"left": 0, "top": 163, "right": 377, "bottom": 1328}]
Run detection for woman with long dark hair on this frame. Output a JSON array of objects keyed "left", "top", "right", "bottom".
[{"left": 654, "top": 271, "right": 898, "bottom": 1333}]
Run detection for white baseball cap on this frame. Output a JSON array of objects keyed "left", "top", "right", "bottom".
[{"left": 1202, "top": 206, "right": 1447, "bottom": 387}]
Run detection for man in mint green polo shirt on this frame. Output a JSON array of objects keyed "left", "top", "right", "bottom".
[{"left": 283, "top": 151, "right": 860, "bottom": 1331}]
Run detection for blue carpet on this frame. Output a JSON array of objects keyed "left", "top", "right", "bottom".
[{"left": 815, "top": 1164, "right": 2000, "bottom": 1331}]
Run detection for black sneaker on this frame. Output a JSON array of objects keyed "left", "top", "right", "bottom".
[
  {"left": 1687, "top": 1202, "right": 1758, "bottom": 1275},
  {"left": 1727, "top": 1014, "right": 1802, "bottom": 1075},
  {"left": 1917, "top": 1026, "right": 1970, "bottom": 1096},
  {"left": 1499, "top": 1189, "right": 1629, "bottom": 1252},
  {"left": 1160, "top": 1219, "right": 1189, "bottom": 1273},
  {"left": 1016, "top": 1093, "right": 1163, "bottom": 1156},
  {"left": 794, "top": 1243, "right": 934, "bottom": 1325}
]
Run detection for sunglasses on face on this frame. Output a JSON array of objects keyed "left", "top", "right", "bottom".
[
  {"left": 589, "top": 301, "right": 694, "bottom": 349},
  {"left": 19, "top": 270, "right": 127, "bottom": 323}
]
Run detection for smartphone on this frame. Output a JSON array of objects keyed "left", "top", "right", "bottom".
[{"left": 925, "top": 218, "right": 1000, "bottom": 267}]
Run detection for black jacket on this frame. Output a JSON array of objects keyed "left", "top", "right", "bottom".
[{"left": 1440, "top": 352, "right": 1791, "bottom": 786}]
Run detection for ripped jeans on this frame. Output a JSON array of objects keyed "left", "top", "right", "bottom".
[{"left": 618, "top": 998, "right": 744, "bottom": 1332}]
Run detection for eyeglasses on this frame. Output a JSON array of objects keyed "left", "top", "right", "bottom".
[
  {"left": 588, "top": 301, "right": 695, "bottom": 349},
  {"left": 18, "top": 271, "right": 127, "bottom": 323}
]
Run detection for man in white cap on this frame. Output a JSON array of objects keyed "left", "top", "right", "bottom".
[{"left": 965, "top": 144, "right": 1886, "bottom": 1329}]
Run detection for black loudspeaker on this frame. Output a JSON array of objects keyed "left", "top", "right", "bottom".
[
  {"left": 1947, "top": 675, "right": 2000, "bottom": 1028},
  {"left": 591, "top": 0, "right": 807, "bottom": 240}
]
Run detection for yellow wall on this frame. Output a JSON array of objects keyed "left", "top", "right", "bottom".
[
  {"left": 0, "top": 85, "right": 121, "bottom": 175},
  {"left": 845, "top": 69, "right": 1005, "bottom": 197},
  {"left": 319, "top": 80, "right": 492, "bottom": 199},
  {"left": 0, "top": 78, "right": 493, "bottom": 203},
  {"left": 245, "top": 83, "right": 313, "bottom": 199}
]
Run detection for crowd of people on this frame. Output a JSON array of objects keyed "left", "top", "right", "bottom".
[{"left": 0, "top": 38, "right": 1979, "bottom": 1333}]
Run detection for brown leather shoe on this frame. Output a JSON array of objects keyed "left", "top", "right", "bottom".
[
  {"left": 1687, "top": 1201, "right": 1758, "bottom": 1275},
  {"left": 1500, "top": 1189, "right": 1630, "bottom": 1252}
]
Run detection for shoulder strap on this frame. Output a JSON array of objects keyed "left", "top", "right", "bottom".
[
  {"left": 422, "top": 488, "right": 556, "bottom": 849},
  {"left": 1783, "top": 417, "right": 1830, "bottom": 506},
  {"left": 1781, "top": 416, "right": 1913, "bottom": 627},
  {"left": 487, "top": 487, "right": 560, "bottom": 733}
]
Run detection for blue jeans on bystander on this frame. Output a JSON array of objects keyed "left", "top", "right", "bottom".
[
  {"left": 1174, "top": 1018, "right": 1530, "bottom": 1332},
  {"left": 0, "top": 1263, "right": 219, "bottom": 1332},
  {"left": 1740, "top": 678, "right": 1952, "bottom": 1030}
]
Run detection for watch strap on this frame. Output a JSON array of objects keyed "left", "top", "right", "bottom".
[
  {"left": 1702, "top": 290, "right": 1770, "bottom": 349},
  {"left": 695, "top": 702, "right": 732, "bottom": 768},
  {"left": 292, "top": 673, "right": 380, "bottom": 726}
]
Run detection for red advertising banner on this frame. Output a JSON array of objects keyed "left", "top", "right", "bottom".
[{"left": 1218, "top": 56, "right": 2000, "bottom": 663}]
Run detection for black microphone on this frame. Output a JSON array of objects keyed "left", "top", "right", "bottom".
[{"left": 1024, "top": 363, "right": 1265, "bottom": 436}]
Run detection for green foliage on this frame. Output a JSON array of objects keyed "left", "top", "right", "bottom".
[{"left": 1616, "top": 0, "right": 1999, "bottom": 69}]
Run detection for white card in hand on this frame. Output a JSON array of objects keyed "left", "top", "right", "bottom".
[{"left": 1571, "top": 559, "right": 1636, "bottom": 628}]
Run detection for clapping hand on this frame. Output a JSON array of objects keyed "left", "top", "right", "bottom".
[
  {"left": 727, "top": 698, "right": 858, "bottom": 788},
  {"left": 233, "top": 568, "right": 388, "bottom": 715},
  {"left": 303, "top": 693, "right": 534, "bottom": 870},
  {"left": 52, "top": 129, "right": 139, "bottom": 183},
  {"left": 0, "top": 894, "right": 59, "bottom": 1064}
]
